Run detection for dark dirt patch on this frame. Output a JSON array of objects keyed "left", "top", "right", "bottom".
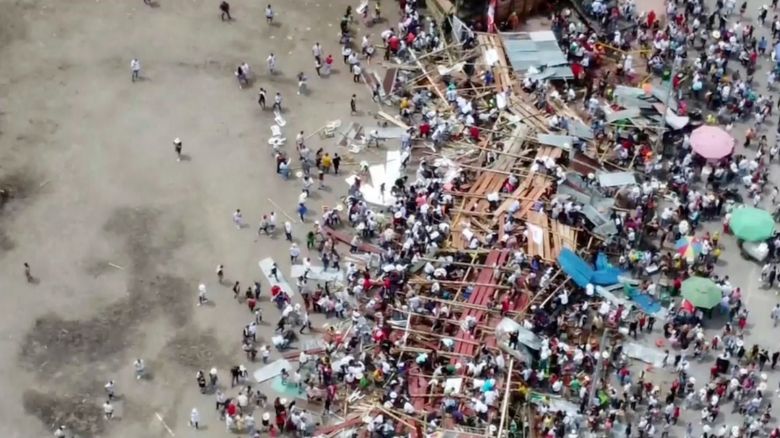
[
  {"left": 19, "top": 207, "right": 191, "bottom": 376},
  {"left": 22, "top": 390, "right": 104, "bottom": 436},
  {"left": 0, "top": 170, "right": 37, "bottom": 206},
  {"left": 0, "top": 169, "right": 41, "bottom": 253},
  {"left": 0, "top": 2, "right": 30, "bottom": 53},
  {"left": 163, "top": 329, "right": 229, "bottom": 370}
]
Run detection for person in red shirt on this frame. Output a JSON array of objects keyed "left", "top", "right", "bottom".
[
  {"left": 247, "top": 297, "right": 257, "bottom": 312},
  {"left": 647, "top": 10, "right": 656, "bottom": 28},
  {"left": 419, "top": 121, "right": 431, "bottom": 138},
  {"left": 500, "top": 295, "right": 510, "bottom": 315},
  {"left": 226, "top": 401, "right": 237, "bottom": 417},
  {"left": 388, "top": 36, "right": 400, "bottom": 53},
  {"left": 469, "top": 125, "right": 480, "bottom": 142}
]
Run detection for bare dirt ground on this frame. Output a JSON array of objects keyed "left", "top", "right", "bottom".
[{"left": 0, "top": 0, "right": 381, "bottom": 436}]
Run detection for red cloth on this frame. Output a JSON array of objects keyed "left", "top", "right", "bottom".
[
  {"left": 227, "top": 403, "right": 237, "bottom": 417},
  {"left": 247, "top": 298, "right": 257, "bottom": 311}
]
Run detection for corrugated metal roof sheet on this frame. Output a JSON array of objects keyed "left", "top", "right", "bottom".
[{"left": 500, "top": 31, "right": 572, "bottom": 79}]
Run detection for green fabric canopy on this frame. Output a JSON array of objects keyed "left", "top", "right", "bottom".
[
  {"left": 681, "top": 277, "right": 722, "bottom": 309},
  {"left": 730, "top": 206, "right": 775, "bottom": 242}
]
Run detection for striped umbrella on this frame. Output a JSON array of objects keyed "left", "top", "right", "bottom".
[{"left": 675, "top": 236, "right": 703, "bottom": 262}]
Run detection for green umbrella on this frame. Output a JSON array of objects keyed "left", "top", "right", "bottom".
[
  {"left": 681, "top": 277, "right": 722, "bottom": 309},
  {"left": 730, "top": 206, "right": 775, "bottom": 242}
]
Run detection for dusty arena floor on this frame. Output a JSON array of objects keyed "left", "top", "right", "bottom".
[{"left": 0, "top": 0, "right": 378, "bottom": 436}]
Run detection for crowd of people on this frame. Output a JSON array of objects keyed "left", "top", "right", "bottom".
[{"left": 87, "top": 0, "right": 780, "bottom": 437}]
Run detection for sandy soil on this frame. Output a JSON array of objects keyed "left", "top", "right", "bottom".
[{"left": 0, "top": 0, "right": 385, "bottom": 436}]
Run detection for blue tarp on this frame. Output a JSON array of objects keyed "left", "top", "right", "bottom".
[
  {"left": 623, "top": 284, "right": 663, "bottom": 314},
  {"left": 557, "top": 248, "right": 621, "bottom": 288}
]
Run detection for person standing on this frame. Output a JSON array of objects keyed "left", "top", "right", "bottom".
[
  {"left": 265, "top": 4, "right": 274, "bottom": 23},
  {"left": 233, "top": 209, "right": 244, "bottom": 229},
  {"left": 273, "top": 92, "right": 282, "bottom": 112},
  {"left": 257, "top": 87, "right": 267, "bottom": 109},
  {"left": 232, "top": 281, "right": 241, "bottom": 299},
  {"left": 290, "top": 243, "right": 301, "bottom": 263},
  {"left": 220, "top": 1, "right": 232, "bottom": 20},
  {"left": 198, "top": 283, "right": 208, "bottom": 305},
  {"left": 284, "top": 221, "right": 293, "bottom": 241},
  {"left": 297, "top": 202, "right": 307, "bottom": 222},
  {"left": 216, "top": 264, "right": 224, "bottom": 283},
  {"left": 350, "top": 94, "right": 357, "bottom": 114},
  {"left": 173, "top": 137, "right": 182, "bottom": 161},
  {"left": 23, "top": 262, "right": 33, "bottom": 283},
  {"left": 103, "top": 400, "right": 114, "bottom": 420},
  {"left": 266, "top": 53, "right": 276, "bottom": 74},
  {"left": 134, "top": 358, "right": 145, "bottom": 380},
  {"left": 352, "top": 63, "right": 362, "bottom": 82},
  {"left": 130, "top": 58, "right": 141, "bottom": 82},
  {"left": 333, "top": 153, "right": 341, "bottom": 174},
  {"left": 270, "top": 262, "right": 279, "bottom": 281},
  {"left": 190, "top": 408, "right": 200, "bottom": 429}
]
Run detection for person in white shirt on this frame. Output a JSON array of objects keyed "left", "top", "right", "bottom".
[
  {"left": 265, "top": 4, "right": 274, "bottom": 23},
  {"left": 130, "top": 58, "right": 141, "bottom": 82},
  {"left": 189, "top": 408, "right": 200, "bottom": 429},
  {"left": 103, "top": 400, "right": 114, "bottom": 420},
  {"left": 312, "top": 42, "right": 323, "bottom": 62},
  {"left": 266, "top": 53, "right": 276, "bottom": 74}
]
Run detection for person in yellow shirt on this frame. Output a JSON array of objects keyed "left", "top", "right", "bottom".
[{"left": 321, "top": 153, "right": 333, "bottom": 173}]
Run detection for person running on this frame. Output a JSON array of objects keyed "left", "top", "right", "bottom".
[
  {"left": 312, "top": 42, "right": 323, "bottom": 63},
  {"left": 104, "top": 380, "right": 116, "bottom": 400},
  {"left": 257, "top": 87, "right": 267, "bottom": 109},
  {"left": 273, "top": 92, "right": 282, "bottom": 112},
  {"left": 220, "top": 1, "right": 232, "bottom": 20},
  {"left": 297, "top": 72, "right": 307, "bottom": 95}
]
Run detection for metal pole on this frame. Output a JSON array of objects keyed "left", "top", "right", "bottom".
[
  {"left": 587, "top": 329, "right": 610, "bottom": 409},
  {"left": 652, "top": 59, "right": 678, "bottom": 155},
  {"left": 496, "top": 358, "right": 515, "bottom": 438}
]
